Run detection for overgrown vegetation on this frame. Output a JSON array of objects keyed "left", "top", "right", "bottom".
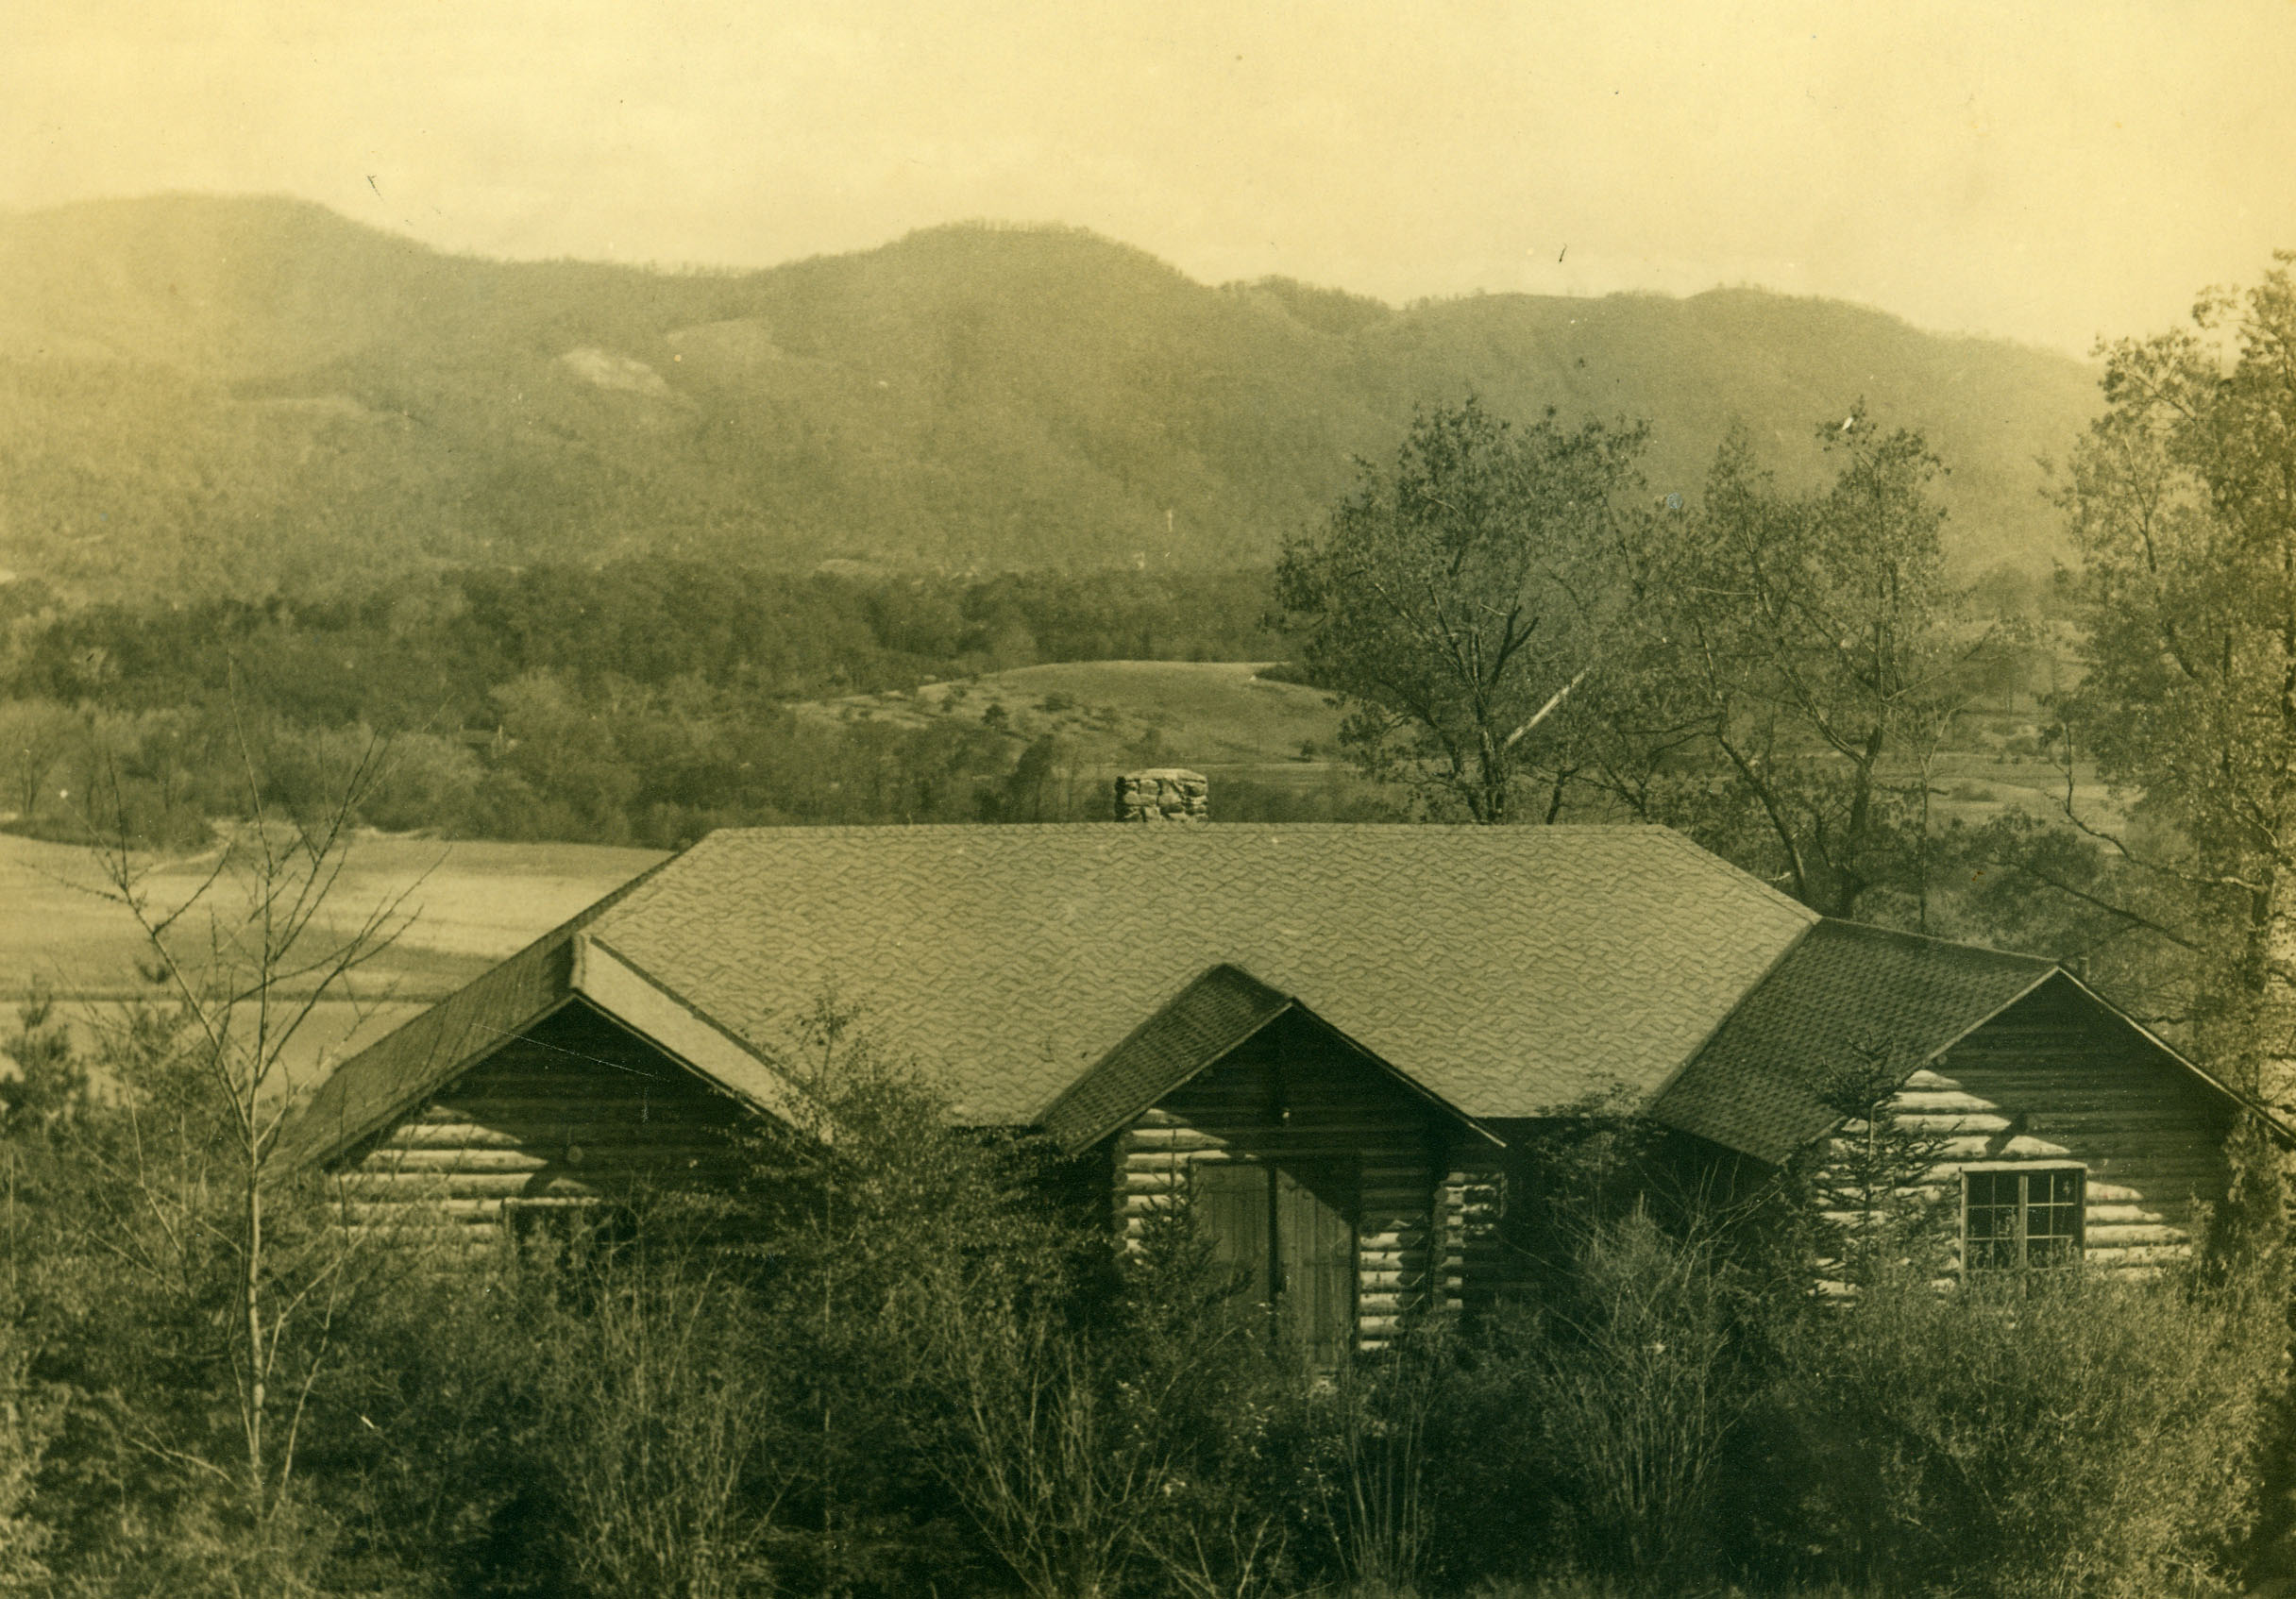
[{"left": 8, "top": 969, "right": 2282, "bottom": 1598}]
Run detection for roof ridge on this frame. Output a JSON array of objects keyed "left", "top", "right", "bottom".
[
  {"left": 1643, "top": 827, "right": 1822, "bottom": 924},
  {"left": 687, "top": 820, "right": 1694, "bottom": 840},
  {"left": 1812, "top": 916, "right": 2058, "bottom": 968}
]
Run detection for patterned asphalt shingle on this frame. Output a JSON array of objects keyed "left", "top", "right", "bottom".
[
  {"left": 1038, "top": 964, "right": 1294, "bottom": 1153},
  {"left": 1646, "top": 918, "right": 2054, "bottom": 1164},
  {"left": 293, "top": 823, "right": 2288, "bottom": 1175},
  {"left": 579, "top": 823, "right": 1820, "bottom": 1125}
]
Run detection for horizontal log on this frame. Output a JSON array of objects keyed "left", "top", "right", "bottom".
[
  {"left": 451, "top": 1059, "right": 696, "bottom": 1086},
  {"left": 2084, "top": 1203, "right": 2167, "bottom": 1225},
  {"left": 2022, "top": 1111, "right": 2220, "bottom": 1133},
  {"left": 346, "top": 1171, "right": 607, "bottom": 1201},
  {"left": 1131, "top": 1117, "right": 1443, "bottom": 1145},
  {"left": 1359, "top": 1223, "right": 1430, "bottom": 1244},
  {"left": 1119, "top": 1125, "right": 1228, "bottom": 1146},
  {"left": 383, "top": 1119, "right": 738, "bottom": 1151},
  {"left": 1951, "top": 1071, "right": 2217, "bottom": 1097},
  {"left": 337, "top": 1215, "right": 492, "bottom": 1245},
  {"left": 433, "top": 1097, "right": 745, "bottom": 1124},
  {"left": 1359, "top": 1269, "right": 1427, "bottom": 1292},
  {"left": 346, "top": 1199, "right": 504, "bottom": 1222},
  {"left": 1350, "top": 1248, "right": 1423, "bottom": 1275},
  {"left": 1888, "top": 1114, "right": 2014, "bottom": 1135},
  {"left": 2098, "top": 1170, "right": 2223, "bottom": 1195},
  {"left": 2085, "top": 1244, "right": 2192, "bottom": 1267},
  {"left": 358, "top": 1147, "right": 562, "bottom": 1174},
  {"left": 2085, "top": 1223, "right": 2187, "bottom": 1247},
  {"left": 1914, "top": 1136, "right": 2081, "bottom": 1161},
  {"left": 1888, "top": 1091, "right": 2005, "bottom": 1114},
  {"left": 1118, "top": 1171, "right": 1189, "bottom": 1192},
  {"left": 344, "top": 1195, "right": 598, "bottom": 1223}
]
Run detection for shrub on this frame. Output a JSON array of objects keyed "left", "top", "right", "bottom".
[
  {"left": 1754, "top": 1262, "right": 2284, "bottom": 1598},
  {"left": 543, "top": 1255, "right": 793, "bottom": 1599}
]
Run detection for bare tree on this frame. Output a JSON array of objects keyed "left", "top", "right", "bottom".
[{"left": 68, "top": 727, "right": 425, "bottom": 1542}]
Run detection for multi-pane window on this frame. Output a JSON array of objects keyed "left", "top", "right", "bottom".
[{"left": 1963, "top": 1166, "right": 2085, "bottom": 1270}]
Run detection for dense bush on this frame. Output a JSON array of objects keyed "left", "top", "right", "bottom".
[
  {"left": 3, "top": 985, "right": 2288, "bottom": 1597},
  {"left": 1747, "top": 1264, "right": 2285, "bottom": 1598}
]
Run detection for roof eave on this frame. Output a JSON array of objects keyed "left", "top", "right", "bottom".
[
  {"left": 571, "top": 934, "right": 812, "bottom": 1131},
  {"left": 1043, "top": 992, "right": 1296, "bottom": 1155},
  {"left": 2049, "top": 968, "right": 2296, "bottom": 1147}
]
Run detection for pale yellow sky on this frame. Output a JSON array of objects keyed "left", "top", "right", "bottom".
[{"left": 6, "top": 0, "right": 2292, "bottom": 354}]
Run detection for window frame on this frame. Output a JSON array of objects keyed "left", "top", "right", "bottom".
[{"left": 1959, "top": 1162, "right": 2086, "bottom": 1271}]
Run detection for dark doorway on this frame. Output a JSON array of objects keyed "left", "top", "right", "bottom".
[{"left": 1190, "top": 1160, "right": 1357, "bottom": 1365}]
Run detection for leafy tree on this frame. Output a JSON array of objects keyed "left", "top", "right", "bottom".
[
  {"left": 0, "top": 699, "right": 79, "bottom": 825},
  {"left": 2038, "top": 256, "right": 2296, "bottom": 1093},
  {"left": 1275, "top": 398, "right": 1647, "bottom": 822},
  {"left": 1601, "top": 412, "right": 1986, "bottom": 919}
]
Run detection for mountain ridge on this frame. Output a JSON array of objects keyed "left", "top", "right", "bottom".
[{"left": 0, "top": 194, "right": 2098, "bottom": 598}]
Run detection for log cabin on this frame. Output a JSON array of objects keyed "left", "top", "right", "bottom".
[{"left": 281, "top": 784, "right": 2285, "bottom": 1355}]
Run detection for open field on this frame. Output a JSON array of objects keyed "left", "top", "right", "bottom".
[
  {"left": 804, "top": 659, "right": 1346, "bottom": 768},
  {"left": 0, "top": 830, "right": 667, "bottom": 1001},
  {"left": 0, "top": 830, "right": 667, "bottom": 1091}
]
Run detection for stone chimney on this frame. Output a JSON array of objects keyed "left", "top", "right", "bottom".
[{"left": 1114, "top": 767, "right": 1208, "bottom": 823}]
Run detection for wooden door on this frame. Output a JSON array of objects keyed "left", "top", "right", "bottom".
[
  {"left": 1192, "top": 1161, "right": 1274, "bottom": 1308},
  {"left": 1275, "top": 1165, "right": 1357, "bottom": 1368}
]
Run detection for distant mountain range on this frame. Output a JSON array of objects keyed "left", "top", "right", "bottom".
[{"left": 0, "top": 195, "right": 2100, "bottom": 599}]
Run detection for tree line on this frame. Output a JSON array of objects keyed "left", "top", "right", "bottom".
[{"left": 0, "top": 565, "right": 1288, "bottom": 850}]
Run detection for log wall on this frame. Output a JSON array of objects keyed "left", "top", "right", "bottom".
[
  {"left": 1866, "top": 976, "right": 2235, "bottom": 1274},
  {"left": 1105, "top": 1013, "right": 1494, "bottom": 1352},
  {"left": 330, "top": 999, "right": 749, "bottom": 1245}
]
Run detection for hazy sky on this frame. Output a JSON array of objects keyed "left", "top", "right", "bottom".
[{"left": 7, "top": 0, "right": 2292, "bottom": 355}]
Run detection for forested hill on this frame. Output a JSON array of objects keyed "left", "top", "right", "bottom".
[{"left": 0, "top": 194, "right": 2098, "bottom": 600}]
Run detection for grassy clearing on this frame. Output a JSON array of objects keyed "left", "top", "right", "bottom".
[
  {"left": 806, "top": 659, "right": 1345, "bottom": 768},
  {"left": 0, "top": 829, "right": 664, "bottom": 1001},
  {"left": 2, "top": 830, "right": 664, "bottom": 1098}
]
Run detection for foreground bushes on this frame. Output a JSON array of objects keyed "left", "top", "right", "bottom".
[
  {"left": 2, "top": 993, "right": 2288, "bottom": 1596},
  {"left": 1758, "top": 1265, "right": 2283, "bottom": 1598}
]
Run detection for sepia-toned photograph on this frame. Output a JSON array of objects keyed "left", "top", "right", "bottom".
[{"left": 4, "top": 3, "right": 2295, "bottom": 1593}]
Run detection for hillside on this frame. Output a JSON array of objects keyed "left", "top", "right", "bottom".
[{"left": 0, "top": 196, "right": 2099, "bottom": 598}]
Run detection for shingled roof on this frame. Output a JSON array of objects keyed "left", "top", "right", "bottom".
[
  {"left": 1038, "top": 964, "right": 1295, "bottom": 1153},
  {"left": 1038, "top": 963, "right": 1503, "bottom": 1154},
  {"left": 278, "top": 855, "right": 672, "bottom": 1168},
  {"left": 579, "top": 823, "right": 1817, "bottom": 1124},
  {"left": 1646, "top": 919, "right": 2056, "bottom": 1164},
  {"left": 289, "top": 823, "right": 1819, "bottom": 1161}
]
